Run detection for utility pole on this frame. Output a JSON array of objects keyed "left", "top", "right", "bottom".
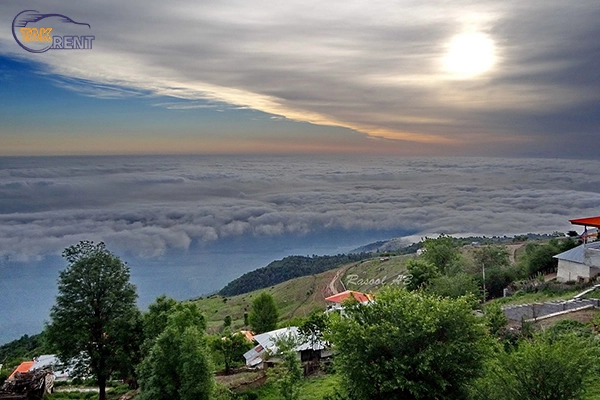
[{"left": 482, "top": 262, "right": 486, "bottom": 302}]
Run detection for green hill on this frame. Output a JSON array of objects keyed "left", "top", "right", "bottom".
[
  {"left": 218, "top": 253, "right": 371, "bottom": 296},
  {"left": 194, "top": 254, "right": 414, "bottom": 334}
]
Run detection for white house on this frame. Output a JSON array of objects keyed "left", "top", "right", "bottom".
[
  {"left": 555, "top": 241, "right": 600, "bottom": 282},
  {"left": 243, "top": 327, "right": 329, "bottom": 368}
]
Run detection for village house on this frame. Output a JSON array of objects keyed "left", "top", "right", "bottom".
[
  {"left": 555, "top": 216, "right": 600, "bottom": 282},
  {"left": 243, "top": 326, "right": 330, "bottom": 369}
]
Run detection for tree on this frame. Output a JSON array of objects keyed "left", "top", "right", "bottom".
[
  {"left": 421, "top": 234, "right": 462, "bottom": 274},
  {"left": 298, "top": 311, "right": 329, "bottom": 350},
  {"left": 476, "top": 333, "right": 600, "bottom": 400},
  {"left": 484, "top": 302, "right": 507, "bottom": 336},
  {"left": 269, "top": 333, "right": 303, "bottom": 400},
  {"left": 211, "top": 332, "right": 253, "bottom": 375},
  {"left": 329, "top": 288, "right": 490, "bottom": 400},
  {"left": 223, "top": 315, "right": 232, "bottom": 330},
  {"left": 427, "top": 272, "right": 480, "bottom": 300},
  {"left": 473, "top": 245, "right": 510, "bottom": 270},
  {"left": 143, "top": 295, "right": 178, "bottom": 343},
  {"left": 249, "top": 292, "right": 279, "bottom": 334},
  {"left": 46, "top": 241, "right": 139, "bottom": 400},
  {"left": 405, "top": 258, "right": 439, "bottom": 291},
  {"left": 138, "top": 308, "right": 213, "bottom": 400}
]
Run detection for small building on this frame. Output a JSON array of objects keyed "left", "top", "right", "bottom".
[
  {"left": 243, "top": 327, "right": 329, "bottom": 368},
  {"left": 555, "top": 241, "right": 600, "bottom": 282},
  {"left": 325, "top": 290, "right": 374, "bottom": 314},
  {"left": 7, "top": 355, "right": 73, "bottom": 382}
]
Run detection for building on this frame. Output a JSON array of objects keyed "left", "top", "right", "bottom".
[
  {"left": 555, "top": 215, "right": 600, "bottom": 282},
  {"left": 7, "top": 355, "right": 73, "bottom": 382},
  {"left": 324, "top": 290, "right": 374, "bottom": 314},
  {"left": 555, "top": 241, "right": 600, "bottom": 282},
  {"left": 243, "top": 327, "right": 329, "bottom": 368}
]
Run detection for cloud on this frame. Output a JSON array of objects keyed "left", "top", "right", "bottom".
[
  {"left": 1, "top": 0, "right": 599, "bottom": 155},
  {"left": 1, "top": 156, "right": 600, "bottom": 261}
]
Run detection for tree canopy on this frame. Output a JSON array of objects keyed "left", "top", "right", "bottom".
[
  {"left": 329, "top": 288, "right": 490, "bottom": 400},
  {"left": 249, "top": 292, "right": 279, "bottom": 334},
  {"left": 138, "top": 305, "right": 213, "bottom": 400},
  {"left": 421, "top": 234, "right": 462, "bottom": 274},
  {"left": 47, "top": 241, "right": 139, "bottom": 400}
]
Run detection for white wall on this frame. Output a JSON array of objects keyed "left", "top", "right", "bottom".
[
  {"left": 585, "top": 248, "right": 600, "bottom": 268},
  {"left": 557, "top": 260, "right": 591, "bottom": 282}
]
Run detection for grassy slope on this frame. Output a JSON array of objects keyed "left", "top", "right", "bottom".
[
  {"left": 194, "top": 255, "right": 418, "bottom": 334},
  {"left": 341, "top": 254, "right": 413, "bottom": 292},
  {"left": 194, "top": 267, "right": 343, "bottom": 334}
]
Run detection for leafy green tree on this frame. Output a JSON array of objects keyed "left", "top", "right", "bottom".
[
  {"left": 481, "top": 266, "right": 515, "bottom": 299},
  {"left": 427, "top": 272, "right": 480, "bottom": 300},
  {"left": 223, "top": 315, "right": 232, "bottom": 330},
  {"left": 143, "top": 295, "right": 178, "bottom": 342},
  {"left": 269, "top": 333, "right": 303, "bottom": 400},
  {"left": 484, "top": 302, "right": 507, "bottom": 336},
  {"left": 138, "top": 309, "right": 213, "bottom": 400},
  {"left": 298, "top": 311, "right": 329, "bottom": 350},
  {"left": 474, "top": 245, "right": 510, "bottom": 269},
  {"left": 46, "top": 241, "right": 139, "bottom": 400},
  {"left": 421, "top": 234, "right": 463, "bottom": 274},
  {"left": 249, "top": 292, "right": 279, "bottom": 334},
  {"left": 211, "top": 332, "right": 253, "bottom": 375},
  {"left": 329, "top": 288, "right": 490, "bottom": 400},
  {"left": 405, "top": 258, "right": 439, "bottom": 291},
  {"left": 476, "top": 333, "right": 600, "bottom": 400}
]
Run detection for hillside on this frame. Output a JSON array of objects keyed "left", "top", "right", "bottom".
[
  {"left": 194, "top": 254, "right": 414, "bottom": 334},
  {"left": 218, "top": 253, "right": 371, "bottom": 296}
]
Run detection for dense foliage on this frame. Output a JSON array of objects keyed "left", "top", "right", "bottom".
[
  {"left": 219, "top": 253, "right": 371, "bottom": 296},
  {"left": 249, "top": 292, "right": 279, "bottom": 334},
  {"left": 475, "top": 332, "right": 600, "bottom": 400},
  {"left": 137, "top": 308, "right": 214, "bottom": 400},
  {"left": 329, "top": 288, "right": 490, "bottom": 400},
  {"left": 46, "top": 241, "right": 140, "bottom": 400},
  {"left": 0, "top": 334, "right": 48, "bottom": 370}
]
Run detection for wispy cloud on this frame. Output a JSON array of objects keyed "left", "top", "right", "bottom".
[{"left": 1, "top": 0, "right": 599, "bottom": 155}]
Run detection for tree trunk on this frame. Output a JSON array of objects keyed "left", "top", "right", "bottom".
[{"left": 98, "top": 376, "right": 106, "bottom": 400}]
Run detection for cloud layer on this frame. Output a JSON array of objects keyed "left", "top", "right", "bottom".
[
  {"left": 1, "top": 155, "right": 599, "bottom": 262},
  {"left": 1, "top": 0, "right": 599, "bottom": 155}
]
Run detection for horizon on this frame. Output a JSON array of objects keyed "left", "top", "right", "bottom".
[{"left": 1, "top": 1, "right": 600, "bottom": 157}]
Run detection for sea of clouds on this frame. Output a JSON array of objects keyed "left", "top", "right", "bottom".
[
  {"left": 1, "top": 155, "right": 600, "bottom": 343},
  {"left": 1, "top": 155, "right": 599, "bottom": 262}
]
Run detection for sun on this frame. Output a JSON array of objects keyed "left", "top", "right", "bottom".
[{"left": 443, "top": 32, "right": 496, "bottom": 78}]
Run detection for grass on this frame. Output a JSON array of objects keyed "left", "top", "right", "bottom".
[
  {"left": 192, "top": 264, "right": 353, "bottom": 334},
  {"left": 342, "top": 255, "right": 412, "bottom": 292},
  {"left": 48, "top": 383, "right": 131, "bottom": 400},
  {"left": 245, "top": 373, "right": 341, "bottom": 400},
  {"left": 490, "top": 288, "right": 583, "bottom": 307}
]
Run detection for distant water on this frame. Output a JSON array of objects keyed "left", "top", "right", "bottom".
[{"left": 1, "top": 154, "right": 600, "bottom": 344}]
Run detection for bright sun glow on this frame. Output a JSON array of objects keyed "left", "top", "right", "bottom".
[{"left": 444, "top": 32, "right": 496, "bottom": 78}]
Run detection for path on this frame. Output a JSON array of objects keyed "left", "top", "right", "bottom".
[{"left": 324, "top": 262, "right": 356, "bottom": 297}]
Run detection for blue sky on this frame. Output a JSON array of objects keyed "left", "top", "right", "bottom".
[{"left": 1, "top": 0, "right": 599, "bottom": 157}]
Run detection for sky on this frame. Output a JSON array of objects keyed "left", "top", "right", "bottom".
[
  {"left": 2, "top": 1, "right": 600, "bottom": 343},
  {"left": 1, "top": 0, "right": 599, "bottom": 157}
]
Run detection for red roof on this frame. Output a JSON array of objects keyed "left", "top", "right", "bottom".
[
  {"left": 8, "top": 361, "right": 35, "bottom": 380},
  {"left": 325, "top": 290, "right": 373, "bottom": 303},
  {"left": 570, "top": 216, "right": 600, "bottom": 228}
]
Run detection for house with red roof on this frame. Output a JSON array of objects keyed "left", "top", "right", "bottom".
[
  {"left": 325, "top": 290, "right": 373, "bottom": 304},
  {"left": 324, "top": 290, "right": 374, "bottom": 314}
]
